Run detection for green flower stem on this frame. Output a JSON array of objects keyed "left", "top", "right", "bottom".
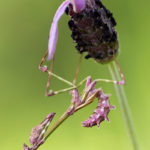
[{"left": 108, "top": 62, "right": 140, "bottom": 150}]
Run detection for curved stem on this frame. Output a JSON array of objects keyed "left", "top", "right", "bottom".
[{"left": 108, "top": 62, "right": 140, "bottom": 150}]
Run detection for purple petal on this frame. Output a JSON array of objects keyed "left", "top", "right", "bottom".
[
  {"left": 85, "top": 81, "right": 96, "bottom": 93},
  {"left": 86, "top": 76, "right": 92, "bottom": 87},
  {"left": 48, "top": 0, "right": 70, "bottom": 60},
  {"left": 70, "top": 89, "right": 82, "bottom": 107},
  {"left": 71, "top": 0, "right": 86, "bottom": 12}
]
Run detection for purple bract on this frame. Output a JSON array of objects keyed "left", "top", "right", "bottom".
[{"left": 48, "top": 0, "right": 86, "bottom": 60}]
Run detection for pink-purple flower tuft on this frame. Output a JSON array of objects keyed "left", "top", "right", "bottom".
[
  {"left": 24, "top": 113, "right": 55, "bottom": 150},
  {"left": 82, "top": 91, "right": 115, "bottom": 127},
  {"left": 30, "top": 113, "right": 55, "bottom": 146}
]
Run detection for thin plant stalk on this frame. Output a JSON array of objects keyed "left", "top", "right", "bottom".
[{"left": 108, "top": 62, "right": 140, "bottom": 150}]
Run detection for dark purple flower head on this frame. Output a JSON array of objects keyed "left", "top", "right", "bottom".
[{"left": 48, "top": 0, "right": 118, "bottom": 64}]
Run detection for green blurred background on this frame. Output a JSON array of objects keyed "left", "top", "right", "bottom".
[{"left": 0, "top": 0, "right": 150, "bottom": 149}]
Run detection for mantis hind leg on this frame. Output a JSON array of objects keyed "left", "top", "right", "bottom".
[{"left": 76, "top": 58, "right": 125, "bottom": 88}]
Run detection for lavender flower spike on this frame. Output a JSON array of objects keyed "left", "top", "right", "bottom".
[{"left": 48, "top": 0, "right": 86, "bottom": 60}]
